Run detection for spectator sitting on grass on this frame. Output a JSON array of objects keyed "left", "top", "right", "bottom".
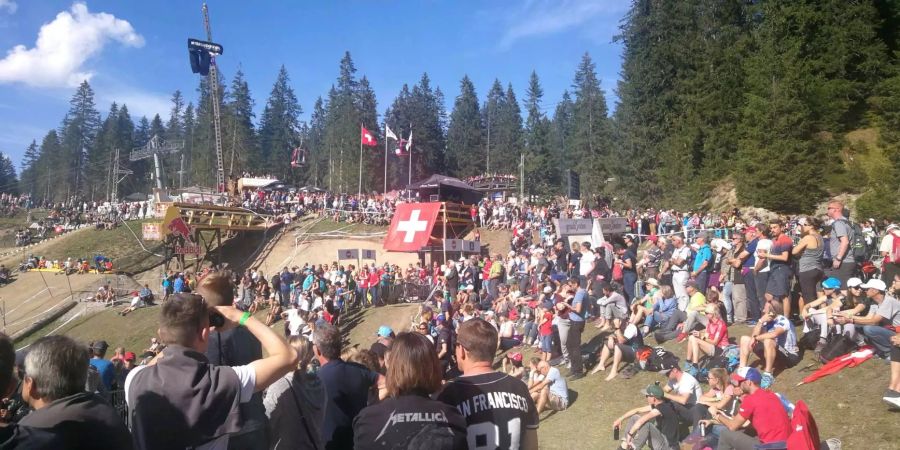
[
  {"left": 738, "top": 299, "right": 800, "bottom": 389},
  {"left": 685, "top": 304, "right": 729, "bottom": 367},
  {"left": 704, "top": 367, "right": 791, "bottom": 450},
  {"left": 591, "top": 315, "right": 644, "bottom": 381},
  {"left": 119, "top": 291, "right": 146, "bottom": 316},
  {"left": 612, "top": 383, "right": 684, "bottom": 450},
  {"left": 528, "top": 360, "right": 568, "bottom": 414}
]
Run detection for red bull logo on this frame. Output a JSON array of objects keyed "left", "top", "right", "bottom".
[{"left": 167, "top": 217, "right": 193, "bottom": 241}]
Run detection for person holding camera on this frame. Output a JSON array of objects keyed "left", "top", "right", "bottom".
[{"left": 124, "top": 293, "right": 298, "bottom": 450}]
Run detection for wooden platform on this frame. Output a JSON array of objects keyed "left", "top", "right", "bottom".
[{"left": 169, "top": 203, "right": 274, "bottom": 232}]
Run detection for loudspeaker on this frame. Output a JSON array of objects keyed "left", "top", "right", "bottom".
[{"left": 567, "top": 169, "right": 580, "bottom": 200}]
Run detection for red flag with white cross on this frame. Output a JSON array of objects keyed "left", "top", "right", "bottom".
[
  {"left": 383, "top": 202, "right": 441, "bottom": 251},
  {"left": 361, "top": 126, "right": 377, "bottom": 146}
]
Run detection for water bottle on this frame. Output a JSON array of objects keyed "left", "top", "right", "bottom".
[{"left": 700, "top": 422, "right": 707, "bottom": 437}]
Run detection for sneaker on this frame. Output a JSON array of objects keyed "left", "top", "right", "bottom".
[
  {"left": 884, "top": 395, "right": 900, "bottom": 409},
  {"left": 761, "top": 372, "right": 774, "bottom": 389},
  {"left": 745, "top": 320, "right": 758, "bottom": 326},
  {"left": 675, "top": 333, "right": 688, "bottom": 343},
  {"left": 884, "top": 389, "right": 900, "bottom": 398}
]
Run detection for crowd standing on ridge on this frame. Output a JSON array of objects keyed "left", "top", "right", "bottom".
[{"left": 0, "top": 193, "right": 898, "bottom": 449}]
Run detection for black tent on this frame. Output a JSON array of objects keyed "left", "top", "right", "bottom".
[{"left": 407, "top": 174, "right": 481, "bottom": 205}]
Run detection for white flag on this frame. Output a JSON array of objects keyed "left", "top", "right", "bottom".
[
  {"left": 386, "top": 125, "right": 398, "bottom": 141},
  {"left": 406, "top": 131, "right": 413, "bottom": 152}
]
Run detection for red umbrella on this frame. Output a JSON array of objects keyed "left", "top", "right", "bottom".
[{"left": 797, "top": 346, "right": 874, "bottom": 386}]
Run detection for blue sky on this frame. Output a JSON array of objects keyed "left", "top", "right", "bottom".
[{"left": 0, "top": 0, "right": 626, "bottom": 168}]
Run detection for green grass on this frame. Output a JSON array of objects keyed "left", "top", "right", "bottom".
[{"left": 1, "top": 219, "right": 167, "bottom": 273}]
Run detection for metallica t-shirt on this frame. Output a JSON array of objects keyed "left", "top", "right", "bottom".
[
  {"left": 437, "top": 372, "right": 539, "bottom": 450},
  {"left": 353, "top": 394, "right": 467, "bottom": 449}
]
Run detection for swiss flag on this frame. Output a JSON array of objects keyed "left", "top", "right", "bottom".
[
  {"left": 384, "top": 202, "right": 441, "bottom": 251},
  {"left": 361, "top": 126, "right": 377, "bottom": 147}
]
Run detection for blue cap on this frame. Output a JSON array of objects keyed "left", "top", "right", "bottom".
[
  {"left": 376, "top": 325, "right": 394, "bottom": 338},
  {"left": 731, "top": 366, "right": 762, "bottom": 384},
  {"left": 821, "top": 277, "right": 841, "bottom": 290}
]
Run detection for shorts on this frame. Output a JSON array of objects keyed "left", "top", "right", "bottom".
[
  {"left": 617, "top": 344, "right": 636, "bottom": 363},
  {"left": 797, "top": 269, "right": 823, "bottom": 302},
  {"left": 547, "top": 392, "right": 568, "bottom": 411},
  {"left": 892, "top": 344, "right": 900, "bottom": 363},
  {"left": 753, "top": 343, "right": 801, "bottom": 368},
  {"left": 766, "top": 265, "right": 791, "bottom": 298},
  {"left": 540, "top": 335, "right": 552, "bottom": 353}
]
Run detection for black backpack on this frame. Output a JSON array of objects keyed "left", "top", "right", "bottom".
[
  {"left": 646, "top": 347, "right": 679, "bottom": 373},
  {"left": 819, "top": 332, "right": 857, "bottom": 363},
  {"left": 836, "top": 219, "right": 867, "bottom": 262}
]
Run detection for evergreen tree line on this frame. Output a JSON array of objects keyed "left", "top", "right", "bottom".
[{"left": 14, "top": 0, "right": 900, "bottom": 216}]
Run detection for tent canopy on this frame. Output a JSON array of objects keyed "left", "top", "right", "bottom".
[{"left": 407, "top": 174, "right": 481, "bottom": 205}]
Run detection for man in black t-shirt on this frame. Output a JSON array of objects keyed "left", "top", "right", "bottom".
[
  {"left": 611, "top": 384, "right": 682, "bottom": 450},
  {"left": 314, "top": 323, "right": 386, "bottom": 449},
  {"left": 437, "top": 319, "right": 539, "bottom": 450},
  {"left": 435, "top": 316, "right": 455, "bottom": 378}
]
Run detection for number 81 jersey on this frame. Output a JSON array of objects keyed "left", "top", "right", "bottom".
[{"left": 437, "top": 372, "right": 540, "bottom": 449}]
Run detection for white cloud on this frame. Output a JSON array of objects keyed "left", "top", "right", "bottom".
[
  {"left": 0, "top": 2, "right": 143, "bottom": 88},
  {"left": 0, "top": 0, "right": 16, "bottom": 14},
  {"left": 496, "top": 0, "right": 626, "bottom": 50}
]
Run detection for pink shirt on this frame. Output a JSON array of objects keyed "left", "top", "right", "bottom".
[{"left": 706, "top": 318, "right": 729, "bottom": 348}]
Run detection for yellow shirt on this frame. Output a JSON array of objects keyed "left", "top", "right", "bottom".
[{"left": 688, "top": 292, "right": 707, "bottom": 311}]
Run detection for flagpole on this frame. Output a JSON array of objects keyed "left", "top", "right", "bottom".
[
  {"left": 358, "top": 124, "right": 363, "bottom": 199},
  {"left": 384, "top": 123, "right": 388, "bottom": 195},
  {"left": 408, "top": 123, "right": 412, "bottom": 200}
]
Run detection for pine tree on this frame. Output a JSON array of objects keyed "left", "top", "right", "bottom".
[
  {"left": 0, "top": 154, "right": 18, "bottom": 194},
  {"left": 19, "top": 140, "right": 39, "bottom": 195},
  {"left": 35, "top": 130, "right": 63, "bottom": 202},
  {"left": 59, "top": 80, "right": 101, "bottom": 198},
  {"left": 307, "top": 96, "right": 328, "bottom": 188},
  {"left": 91, "top": 102, "right": 120, "bottom": 200},
  {"left": 446, "top": 75, "right": 483, "bottom": 177},
  {"left": 224, "top": 69, "right": 257, "bottom": 175},
  {"left": 166, "top": 90, "right": 185, "bottom": 142},
  {"left": 570, "top": 53, "right": 613, "bottom": 199},
  {"left": 181, "top": 104, "right": 195, "bottom": 186},
  {"left": 524, "top": 71, "right": 555, "bottom": 196},
  {"left": 551, "top": 90, "right": 575, "bottom": 193},
  {"left": 356, "top": 76, "right": 380, "bottom": 193},
  {"left": 258, "top": 65, "right": 301, "bottom": 179},
  {"left": 736, "top": 1, "right": 823, "bottom": 213}
]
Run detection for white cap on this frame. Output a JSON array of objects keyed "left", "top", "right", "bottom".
[
  {"left": 847, "top": 277, "right": 863, "bottom": 288},
  {"left": 860, "top": 279, "right": 886, "bottom": 291},
  {"left": 543, "top": 286, "right": 553, "bottom": 294},
  {"left": 465, "top": 285, "right": 474, "bottom": 291}
]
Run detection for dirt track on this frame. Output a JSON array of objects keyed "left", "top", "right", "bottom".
[
  {"left": 0, "top": 272, "right": 121, "bottom": 337},
  {"left": 252, "top": 229, "right": 420, "bottom": 276}
]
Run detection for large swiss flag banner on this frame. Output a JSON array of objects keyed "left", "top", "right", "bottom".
[{"left": 383, "top": 202, "right": 441, "bottom": 251}]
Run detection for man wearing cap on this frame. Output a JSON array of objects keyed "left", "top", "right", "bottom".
[
  {"left": 836, "top": 278, "right": 899, "bottom": 358},
  {"left": 669, "top": 236, "right": 693, "bottom": 310},
  {"left": 612, "top": 384, "right": 682, "bottom": 450},
  {"left": 708, "top": 367, "right": 791, "bottom": 450},
  {"left": 690, "top": 234, "right": 714, "bottom": 294},
  {"left": 88, "top": 341, "right": 115, "bottom": 391}
]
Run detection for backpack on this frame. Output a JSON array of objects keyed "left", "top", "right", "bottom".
[
  {"left": 635, "top": 346, "right": 653, "bottom": 371},
  {"left": 836, "top": 219, "right": 867, "bottom": 262},
  {"left": 891, "top": 233, "right": 900, "bottom": 264},
  {"left": 645, "top": 347, "right": 679, "bottom": 373},
  {"left": 685, "top": 357, "right": 711, "bottom": 383},
  {"left": 818, "top": 332, "right": 857, "bottom": 364},
  {"left": 703, "top": 344, "right": 741, "bottom": 374},
  {"left": 798, "top": 323, "right": 821, "bottom": 352}
]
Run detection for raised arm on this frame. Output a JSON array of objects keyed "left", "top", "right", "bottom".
[{"left": 215, "top": 306, "right": 298, "bottom": 392}]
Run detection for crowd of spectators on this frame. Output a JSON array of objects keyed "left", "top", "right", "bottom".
[{"left": 0, "top": 190, "right": 898, "bottom": 449}]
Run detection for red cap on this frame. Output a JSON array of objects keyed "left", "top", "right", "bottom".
[
  {"left": 124, "top": 351, "right": 136, "bottom": 361},
  {"left": 647, "top": 235, "right": 658, "bottom": 243}
]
